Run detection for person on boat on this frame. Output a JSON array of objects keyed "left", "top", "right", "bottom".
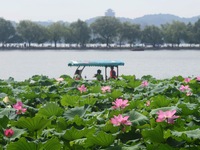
[
  {"left": 73, "top": 69, "right": 82, "bottom": 80},
  {"left": 73, "top": 66, "right": 85, "bottom": 80},
  {"left": 110, "top": 66, "right": 117, "bottom": 79},
  {"left": 94, "top": 69, "right": 103, "bottom": 81}
]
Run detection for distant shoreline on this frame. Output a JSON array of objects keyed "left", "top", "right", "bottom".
[{"left": 0, "top": 46, "right": 200, "bottom": 51}]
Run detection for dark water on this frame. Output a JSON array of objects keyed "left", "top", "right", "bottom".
[{"left": 0, "top": 50, "right": 199, "bottom": 81}]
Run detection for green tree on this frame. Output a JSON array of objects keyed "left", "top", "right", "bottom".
[
  {"left": 70, "top": 20, "right": 90, "bottom": 48},
  {"left": 142, "top": 25, "right": 163, "bottom": 47},
  {"left": 48, "top": 22, "right": 65, "bottom": 48},
  {"left": 121, "top": 22, "right": 141, "bottom": 47},
  {"left": 7, "top": 33, "right": 23, "bottom": 44},
  {"left": 0, "top": 18, "right": 15, "bottom": 47},
  {"left": 162, "top": 21, "right": 187, "bottom": 47},
  {"left": 193, "top": 19, "right": 200, "bottom": 46},
  {"left": 185, "top": 23, "right": 195, "bottom": 47},
  {"left": 34, "top": 25, "right": 49, "bottom": 45},
  {"left": 116, "top": 22, "right": 126, "bottom": 48},
  {"left": 90, "top": 16, "right": 121, "bottom": 47},
  {"left": 17, "top": 20, "right": 41, "bottom": 47},
  {"left": 63, "top": 26, "right": 74, "bottom": 47}
]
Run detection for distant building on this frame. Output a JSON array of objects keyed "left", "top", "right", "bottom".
[{"left": 105, "top": 9, "right": 115, "bottom": 17}]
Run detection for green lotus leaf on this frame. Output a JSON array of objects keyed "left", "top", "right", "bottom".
[
  {"left": 146, "top": 143, "right": 175, "bottom": 150},
  {"left": 121, "top": 75, "right": 136, "bottom": 81},
  {"left": 171, "top": 75, "right": 184, "bottom": 82},
  {"left": 142, "top": 125, "right": 165, "bottom": 143},
  {"left": 0, "top": 86, "right": 13, "bottom": 95},
  {"left": 63, "top": 106, "right": 88, "bottom": 120},
  {"left": 0, "top": 108, "right": 16, "bottom": 119},
  {"left": 178, "top": 102, "right": 198, "bottom": 115},
  {"left": 38, "top": 77, "right": 54, "bottom": 86},
  {"left": 9, "top": 127, "right": 26, "bottom": 141},
  {"left": 69, "top": 138, "right": 87, "bottom": 148},
  {"left": 56, "top": 117, "right": 68, "bottom": 130},
  {"left": 150, "top": 85, "right": 167, "bottom": 94},
  {"left": 128, "top": 110, "right": 149, "bottom": 126},
  {"left": 0, "top": 115, "right": 9, "bottom": 128},
  {"left": 69, "top": 115, "right": 96, "bottom": 126},
  {"left": 18, "top": 91, "right": 38, "bottom": 99},
  {"left": 13, "top": 116, "right": 50, "bottom": 132},
  {"left": 69, "top": 115, "right": 84, "bottom": 126},
  {"left": 141, "top": 75, "right": 156, "bottom": 81},
  {"left": 7, "top": 137, "right": 38, "bottom": 150},
  {"left": 114, "top": 79, "right": 128, "bottom": 87},
  {"left": 87, "top": 131, "right": 116, "bottom": 147},
  {"left": 89, "top": 86, "right": 101, "bottom": 93},
  {"left": 62, "top": 126, "right": 90, "bottom": 140},
  {"left": 0, "top": 93, "right": 7, "bottom": 98},
  {"left": 102, "top": 122, "right": 119, "bottom": 133},
  {"left": 110, "top": 90, "right": 123, "bottom": 99},
  {"left": 171, "top": 128, "right": 200, "bottom": 141},
  {"left": 37, "top": 102, "right": 63, "bottom": 118},
  {"left": 150, "top": 95, "right": 171, "bottom": 108},
  {"left": 122, "top": 143, "right": 145, "bottom": 150},
  {"left": 41, "top": 128, "right": 55, "bottom": 137},
  {"left": 127, "top": 80, "right": 141, "bottom": 89},
  {"left": 79, "top": 97, "right": 97, "bottom": 106},
  {"left": 61, "top": 94, "right": 80, "bottom": 107},
  {"left": 40, "top": 138, "right": 62, "bottom": 150}
]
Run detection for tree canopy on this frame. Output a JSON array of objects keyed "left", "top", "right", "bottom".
[{"left": 1, "top": 17, "right": 200, "bottom": 49}]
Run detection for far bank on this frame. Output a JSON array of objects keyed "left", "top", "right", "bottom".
[{"left": 0, "top": 46, "right": 200, "bottom": 51}]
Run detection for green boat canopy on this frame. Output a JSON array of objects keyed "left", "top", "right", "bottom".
[
  {"left": 68, "top": 60, "right": 125, "bottom": 80},
  {"left": 68, "top": 60, "right": 125, "bottom": 67}
]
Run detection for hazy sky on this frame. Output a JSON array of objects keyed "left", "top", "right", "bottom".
[{"left": 1, "top": 0, "right": 200, "bottom": 22}]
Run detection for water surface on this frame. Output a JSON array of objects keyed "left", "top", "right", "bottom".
[{"left": 0, "top": 50, "right": 199, "bottom": 81}]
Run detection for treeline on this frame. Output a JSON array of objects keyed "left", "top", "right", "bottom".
[{"left": 0, "top": 16, "right": 200, "bottom": 49}]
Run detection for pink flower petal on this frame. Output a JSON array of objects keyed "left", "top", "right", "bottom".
[
  {"left": 110, "top": 114, "right": 131, "bottom": 126},
  {"left": 4, "top": 129, "right": 14, "bottom": 138}
]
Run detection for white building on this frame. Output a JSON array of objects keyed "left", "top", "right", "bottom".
[{"left": 105, "top": 9, "right": 115, "bottom": 17}]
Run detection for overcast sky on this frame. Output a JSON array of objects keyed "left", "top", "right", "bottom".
[{"left": 1, "top": 0, "right": 200, "bottom": 22}]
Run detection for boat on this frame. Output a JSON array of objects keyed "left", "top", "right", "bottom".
[
  {"left": 131, "top": 47, "right": 144, "bottom": 51},
  {"left": 68, "top": 60, "right": 125, "bottom": 80}
]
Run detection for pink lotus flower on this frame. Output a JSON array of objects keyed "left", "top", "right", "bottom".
[
  {"left": 112, "top": 98, "right": 129, "bottom": 109},
  {"left": 56, "top": 77, "right": 64, "bottom": 82},
  {"left": 77, "top": 84, "right": 87, "bottom": 93},
  {"left": 186, "top": 91, "right": 192, "bottom": 96},
  {"left": 4, "top": 129, "right": 14, "bottom": 138},
  {"left": 146, "top": 100, "right": 151, "bottom": 106},
  {"left": 156, "top": 110, "right": 179, "bottom": 124},
  {"left": 110, "top": 114, "right": 131, "bottom": 126},
  {"left": 184, "top": 78, "right": 191, "bottom": 83},
  {"left": 141, "top": 80, "right": 148, "bottom": 87},
  {"left": 179, "top": 85, "right": 190, "bottom": 92},
  {"left": 101, "top": 86, "right": 111, "bottom": 93},
  {"left": 196, "top": 76, "right": 200, "bottom": 81},
  {"left": 13, "top": 101, "right": 27, "bottom": 114}
]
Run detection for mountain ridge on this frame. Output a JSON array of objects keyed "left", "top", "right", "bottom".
[
  {"left": 9, "top": 13, "right": 200, "bottom": 27},
  {"left": 85, "top": 13, "right": 200, "bottom": 26}
]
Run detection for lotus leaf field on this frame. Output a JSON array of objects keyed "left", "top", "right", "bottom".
[{"left": 0, "top": 74, "right": 200, "bottom": 150}]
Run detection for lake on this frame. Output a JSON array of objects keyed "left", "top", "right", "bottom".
[{"left": 0, "top": 49, "right": 199, "bottom": 81}]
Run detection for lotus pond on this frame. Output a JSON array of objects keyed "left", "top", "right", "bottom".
[{"left": 0, "top": 75, "right": 200, "bottom": 150}]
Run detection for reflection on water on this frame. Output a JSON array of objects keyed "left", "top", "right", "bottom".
[{"left": 0, "top": 50, "right": 199, "bottom": 81}]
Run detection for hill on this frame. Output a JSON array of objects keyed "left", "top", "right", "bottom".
[
  {"left": 85, "top": 14, "right": 200, "bottom": 26},
  {"left": 10, "top": 13, "right": 200, "bottom": 27}
]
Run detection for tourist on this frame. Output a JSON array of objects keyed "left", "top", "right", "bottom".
[
  {"left": 110, "top": 66, "right": 116, "bottom": 79},
  {"left": 94, "top": 69, "right": 103, "bottom": 81}
]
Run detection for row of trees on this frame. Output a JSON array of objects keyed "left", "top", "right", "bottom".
[{"left": 0, "top": 16, "right": 200, "bottom": 48}]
